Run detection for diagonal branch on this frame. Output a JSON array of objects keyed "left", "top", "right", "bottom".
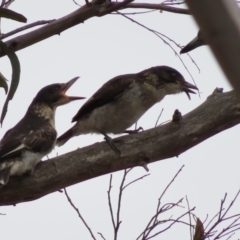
[
  {"left": 124, "top": 3, "right": 190, "bottom": 14},
  {"left": 0, "top": 20, "right": 55, "bottom": 40},
  {"left": 0, "top": 1, "right": 189, "bottom": 58},
  {"left": 0, "top": 89, "right": 240, "bottom": 206}
]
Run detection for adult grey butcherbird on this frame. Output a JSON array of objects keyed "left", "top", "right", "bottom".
[
  {"left": 0, "top": 77, "right": 85, "bottom": 188},
  {"left": 57, "top": 66, "right": 198, "bottom": 153}
]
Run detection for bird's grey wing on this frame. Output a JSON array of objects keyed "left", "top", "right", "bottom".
[
  {"left": 0, "top": 127, "right": 27, "bottom": 160},
  {"left": 72, "top": 74, "right": 135, "bottom": 122},
  {"left": 0, "top": 127, "right": 57, "bottom": 162},
  {"left": 23, "top": 127, "right": 57, "bottom": 153}
]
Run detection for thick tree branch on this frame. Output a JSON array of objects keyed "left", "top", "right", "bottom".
[
  {"left": 0, "top": 89, "right": 240, "bottom": 206},
  {"left": 0, "top": 1, "right": 188, "bottom": 57}
]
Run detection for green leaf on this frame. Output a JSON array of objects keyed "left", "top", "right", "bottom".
[
  {"left": 0, "top": 71, "right": 8, "bottom": 94},
  {"left": 0, "top": 8, "right": 27, "bottom": 23},
  {"left": 0, "top": 41, "right": 20, "bottom": 125}
]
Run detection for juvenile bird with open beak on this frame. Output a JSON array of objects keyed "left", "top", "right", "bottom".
[
  {"left": 0, "top": 77, "right": 84, "bottom": 188},
  {"left": 57, "top": 66, "right": 198, "bottom": 153}
]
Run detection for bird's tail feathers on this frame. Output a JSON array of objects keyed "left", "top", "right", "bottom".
[
  {"left": 0, "top": 167, "right": 11, "bottom": 188},
  {"left": 56, "top": 129, "right": 74, "bottom": 147}
]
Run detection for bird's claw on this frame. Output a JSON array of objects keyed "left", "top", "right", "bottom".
[
  {"left": 104, "top": 134, "right": 121, "bottom": 155},
  {"left": 124, "top": 127, "right": 143, "bottom": 134}
]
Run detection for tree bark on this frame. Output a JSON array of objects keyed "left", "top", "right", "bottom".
[{"left": 0, "top": 89, "right": 239, "bottom": 206}]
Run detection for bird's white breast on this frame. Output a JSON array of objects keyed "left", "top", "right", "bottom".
[
  {"left": 73, "top": 84, "right": 166, "bottom": 135},
  {"left": 9, "top": 151, "right": 43, "bottom": 176}
]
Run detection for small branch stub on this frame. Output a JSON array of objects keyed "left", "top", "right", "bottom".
[{"left": 172, "top": 109, "right": 182, "bottom": 122}]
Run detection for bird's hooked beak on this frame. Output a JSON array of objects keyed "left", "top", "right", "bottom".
[
  {"left": 61, "top": 77, "right": 85, "bottom": 101},
  {"left": 180, "top": 81, "right": 198, "bottom": 100},
  {"left": 180, "top": 33, "right": 205, "bottom": 54}
]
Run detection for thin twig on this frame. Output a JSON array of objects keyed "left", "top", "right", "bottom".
[
  {"left": 204, "top": 189, "right": 240, "bottom": 239},
  {"left": 124, "top": 3, "right": 190, "bottom": 15},
  {"left": 218, "top": 227, "right": 240, "bottom": 239},
  {"left": 0, "top": 20, "right": 55, "bottom": 40},
  {"left": 107, "top": 174, "right": 116, "bottom": 230},
  {"left": 123, "top": 173, "right": 150, "bottom": 190},
  {"left": 136, "top": 166, "right": 185, "bottom": 240},
  {"left": 97, "top": 232, "right": 107, "bottom": 240},
  {"left": 146, "top": 207, "right": 195, "bottom": 239},
  {"left": 116, "top": 11, "right": 200, "bottom": 94},
  {"left": 73, "top": 0, "right": 81, "bottom": 7},
  {"left": 115, "top": 170, "right": 128, "bottom": 240},
  {"left": 159, "top": 165, "right": 184, "bottom": 202},
  {"left": 162, "top": 1, "right": 185, "bottom": 6},
  {"left": 225, "top": 232, "right": 235, "bottom": 240},
  {"left": 155, "top": 108, "right": 164, "bottom": 127},
  {"left": 111, "top": 9, "right": 157, "bottom": 15},
  {"left": 0, "top": 0, "right": 5, "bottom": 7},
  {"left": 185, "top": 196, "right": 193, "bottom": 240},
  {"left": 218, "top": 193, "right": 227, "bottom": 220},
  {"left": 63, "top": 188, "right": 97, "bottom": 240},
  {"left": 222, "top": 189, "right": 240, "bottom": 219}
]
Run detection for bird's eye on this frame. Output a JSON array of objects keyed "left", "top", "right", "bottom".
[{"left": 54, "top": 86, "right": 60, "bottom": 91}]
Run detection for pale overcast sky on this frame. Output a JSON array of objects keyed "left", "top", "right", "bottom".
[{"left": 0, "top": 1, "right": 239, "bottom": 240}]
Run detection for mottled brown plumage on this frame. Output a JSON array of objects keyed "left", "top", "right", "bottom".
[
  {"left": 0, "top": 77, "right": 84, "bottom": 188},
  {"left": 57, "top": 66, "right": 198, "bottom": 153}
]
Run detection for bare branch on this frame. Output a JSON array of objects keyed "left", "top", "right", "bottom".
[
  {"left": 63, "top": 188, "right": 97, "bottom": 240},
  {"left": 124, "top": 3, "right": 190, "bottom": 14},
  {"left": 107, "top": 174, "right": 116, "bottom": 230},
  {"left": 107, "top": 169, "right": 149, "bottom": 239},
  {"left": 116, "top": 11, "right": 199, "bottom": 90},
  {"left": 185, "top": 196, "right": 193, "bottom": 240},
  {"left": 111, "top": 9, "right": 157, "bottom": 15},
  {"left": 204, "top": 189, "right": 240, "bottom": 239},
  {"left": 0, "top": 20, "right": 55, "bottom": 40},
  {"left": 0, "top": 90, "right": 240, "bottom": 205},
  {"left": 155, "top": 108, "right": 164, "bottom": 127},
  {"left": 122, "top": 173, "right": 150, "bottom": 190},
  {"left": 218, "top": 193, "right": 227, "bottom": 220},
  {"left": 97, "top": 232, "right": 107, "bottom": 240},
  {"left": 222, "top": 189, "right": 240, "bottom": 219},
  {"left": 0, "top": 1, "right": 190, "bottom": 58},
  {"left": 114, "top": 170, "right": 128, "bottom": 240},
  {"left": 146, "top": 207, "right": 195, "bottom": 239},
  {"left": 137, "top": 165, "right": 187, "bottom": 240},
  {"left": 159, "top": 165, "right": 184, "bottom": 202}
]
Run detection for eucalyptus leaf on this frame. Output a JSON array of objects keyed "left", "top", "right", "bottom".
[
  {"left": 0, "top": 8, "right": 27, "bottom": 23},
  {"left": 0, "top": 71, "right": 8, "bottom": 94},
  {"left": 0, "top": 41, "right": 20, "bottom": 125}
]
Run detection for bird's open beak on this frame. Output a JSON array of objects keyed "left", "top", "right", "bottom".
[
  {"left": 181, "top": 81, "right": 198, "bottom": 100},
  {"left": 61, "top": 77, "right": 85, "bottom": 101},
  {"left": 180, "top": 36, "right": 205, "bottom": 54}
]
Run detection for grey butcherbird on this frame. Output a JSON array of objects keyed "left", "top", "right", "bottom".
[
  {"left": 0, "top": 77, "right": 85, "bottom": 188},
  {"left": 57, "top": 66, "right": 198, "bottom": 153},
  {"left": 180, "top": 30, "right": 206, "bottom": 54}
]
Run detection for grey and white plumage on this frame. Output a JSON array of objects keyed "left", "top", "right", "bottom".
[
  {"left": 57, "top": 66, "right": 198, "bottom": 151},
  {"left": 180, "top": 30, "right": 206, "bottom": 54},
  {"left": 0, "top": 77, "right": 84, "bottom": 188}
]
